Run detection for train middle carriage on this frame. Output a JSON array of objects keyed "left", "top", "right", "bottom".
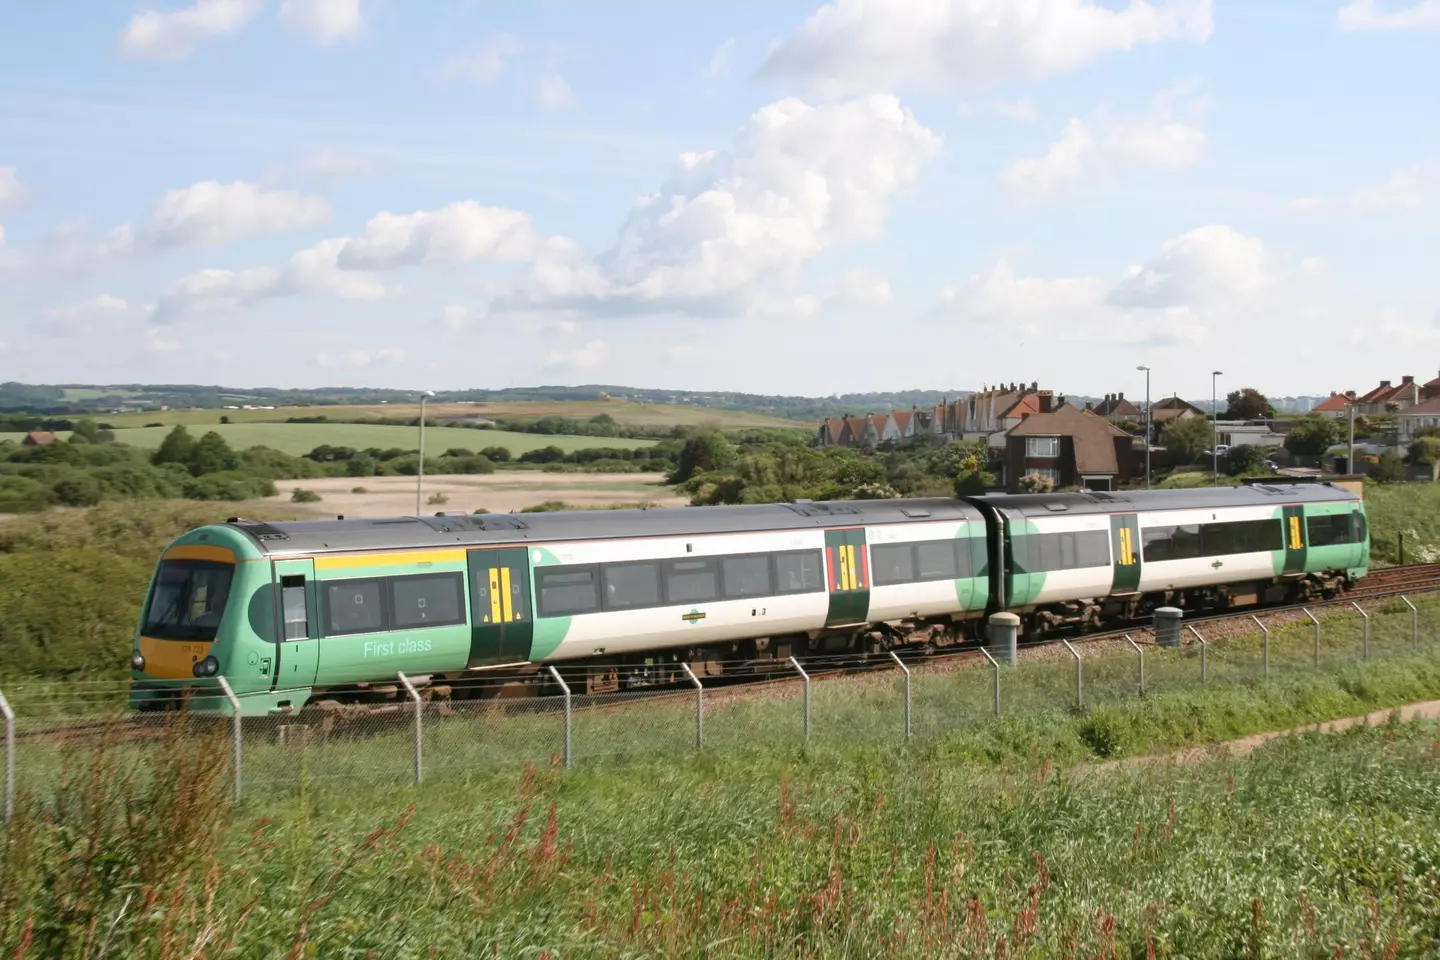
[{"left": 970, "top": 483, "right": 1369, "bottom": 633}]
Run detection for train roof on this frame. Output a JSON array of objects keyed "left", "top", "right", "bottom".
[
  {"left": 968, "top": 482, "right": 1359, "bottom": 518},
  {"left": 222, "top": 496, "right": 988, "bottom": 556}
]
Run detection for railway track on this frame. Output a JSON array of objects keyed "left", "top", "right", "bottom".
[{"left": 13, "top": 563, "right": 1440, "bottom": 747}]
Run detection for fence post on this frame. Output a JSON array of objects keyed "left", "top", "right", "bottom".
[
  {"left": 216, "top": 677, "right": 242, "bottom": 802},
  {"left": 978, "top": 647, "right": 1001, "bottom": 716},
  {"left": 1124, "top": 635, "right": 1145, "bottom": 696},
  {"left": 0, "top": 686, "right": 12, "bottom": 827},
  {"left": 1061, "top": 639, "right": 1082, "bottom": 709},
  {"left": 397, "top": 672, "right": 423, "bottom": 783},
  {"left": 1251, "top": 615, "right": 1270, "bottom": 680},
  {"left": 1401, "top": 596, "right": 1418, "bottom": 652},
  {"left": 547, "top": 666, "right": 572, "bottom": 768},
  {"left": 1351, "top": 601, "right": 1370, "bottom": 661},
  {"left": 681, "top": 663, "right": 703, "bottom": 750},
  {"left": 789, "top": 657, "right": 811, "bottom": 740},
  {"left": 1304, "top": 608, "right": 1320, "bottom": 668},
  {"left": 889, "top": 651, "right": 911, "bottom": 741},
  {"left": 1186, "top": 626, "right": 1208, "bottom": 682}
]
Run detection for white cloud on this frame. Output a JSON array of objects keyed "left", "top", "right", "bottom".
[
  {"left": 536, "top": 73, "right": 574, "bottom": 110},
  {"left": 933, "top": 258, "right": 1107, "bottom": 323},
  {"left": 118, "top": 0, "right": 264, "bottom": 60},
  {"left": 1290, "top": 196, "right": 1324, "bottom": 214},
  {"left": 703, "top": 38, "right": 737, "bottom": 81},
  {"left": 317, "top": 347, "right": 405, "bottom": 368},
  {"left": 1351, "top": 161, "right": 1440, "bottom": 213},
  {"left": 957, "top": 97, "right": 1038, "bottom": 122},
  {"left": 279, "top": 0, "right": 362, "bottom": 43},
  {"left": 501, "top": 95, "right": 939, "bottom": 318},
  {"left": 1338, "top": 0, "right": 1440, "bottom": 31},
  {"left": 331, "top": 201, "right": 538, "bottom": 270},
  {"left": 1108, "top": 224, "right": 1270, "bottom": 309},
  {"left": 439, "top": 305, "right": 472, "bottom": 329},
  {"left": 758, "top": 0, "right": 1213, "bottom": 96},
  {"left": 0, "top": 167, "right": 27, "bottom": 212},
  {"left": 827, "top": 267, "right": 894, "bottom": 306},
  {"left": 145, "top": 180, "right": 331, "bottom": 248},
  {"left": 544, "top": 339, "right": 608, "bottom": 370},
  {"left": 41, "top": 295, "right": 134, "bottom": 337},
  {"left": 1002, "top": 84, "right": 1206, "bottom": 201},
  {"left": 437, "top": 35, "right": 520, "bottom": 86}
]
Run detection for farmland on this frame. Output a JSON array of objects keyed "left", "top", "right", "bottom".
[
  {"left": 273, "top": 473, "right": 687, "bottom": 516},
  {"left": 1, "top": 423, "right": 659, "bottom": 457}
]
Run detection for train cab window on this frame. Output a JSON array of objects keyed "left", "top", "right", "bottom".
[
  {"left": 722, "top": 555, "right": 772, "bottom": 598},
  {"left": 280, "top": 575, "right": 308, "bottom": 640},
  {"left": 390, "top": 573, "right": 465, "bottom": 629},
  {"left": 537, "top": 568, "right": 600, "bottom": 617},
  {"left": 871, "top": 543, "right": 915, "bottom": 586},
  {"left": 602, "top": 561, "right": 662, "bottom": 610},
  {"left": 666, "top": 559, "right": 720, "bottom": 604},
  {"left": 1308, "top": 513, "right": 1359, "bottom": 547},
  {"left": 775, "top": 550, "right": 824, "bottom": 594},
  {"left": 143, "top": 560, "right": 234, "bottom": 642},
  {"left": 915, "top": 541, "right": 958, "bottom": 580},
  {"left": 325, "top": 579, "right": 385, "bottom": 636}
]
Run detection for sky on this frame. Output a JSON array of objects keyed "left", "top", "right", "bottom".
[{"left": 1, "top": 0, "right": 1438, "bottom": 402}]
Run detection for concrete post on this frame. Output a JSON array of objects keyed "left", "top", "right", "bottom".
[
  {"left": 1154, "top": 607, "right": 1183, "bottom": 648},
  {"left": 987, "top": 612, "right": 1020, "bottom": 666}
]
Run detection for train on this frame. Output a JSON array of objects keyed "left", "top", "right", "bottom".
[{"left": 130, "top": 481, "right": 1370, "bottom": 716}]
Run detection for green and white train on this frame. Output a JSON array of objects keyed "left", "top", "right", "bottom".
[{"left": 131, "top": 482, "right": 1369, "bottom": 715}]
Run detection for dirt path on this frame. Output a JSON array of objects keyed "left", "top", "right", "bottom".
[{"left": 1098, "top": 700, "right": 1440, "bottom": 771}]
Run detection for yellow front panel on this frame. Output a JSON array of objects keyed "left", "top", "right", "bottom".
[
  {"left": 138, "top": 636, "right": 213, "bottom": 680},
  {"left": 500, "top": 566, "right": 514, "bottom": 621},
  {"left": 314, "top": 548, "right": 467, "bottom": 571}
]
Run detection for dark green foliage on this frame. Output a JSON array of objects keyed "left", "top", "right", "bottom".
[
  {"left": 291, "top": 488, "right": 322, "bottom": 503},
  {"left": 1408, "top": 436, "right": 1440, "bottom": 465},
  {"left": 1221, "top": 443, "right": 1270, "bottom": 476},
  {"left": 187, "top": 431, "right": 240, "bottom": 476},
  {"left": 1161, "top": 415, "right": 1214, "bottom": 464},
  {"left": 149, "top": 424, "right": 196, "bottom": 468},
  {"left": 1372, "top": 450, "right": 1406, "bottom": 483},
  {"left": 1224, "top": 386, "right": 1274, "bottom": 420},
  {"left": 1285, "top": 415, "right": 1344, "bottom": 456},
  {"left": 669, "top": 432, "right": 737, "bottom": 483}
]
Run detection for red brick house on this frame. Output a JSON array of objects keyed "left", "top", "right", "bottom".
[{"left": 1004, "top": 393, "right": 1135, "bottom": 492}]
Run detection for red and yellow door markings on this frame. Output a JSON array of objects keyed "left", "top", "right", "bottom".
[
  {"left": 826, "top": 542, "right": 868, "bottom": 591},
  {"left": 824, "top": 528, "right": 870, "bottom": 626}
]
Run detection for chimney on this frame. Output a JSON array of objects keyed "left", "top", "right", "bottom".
[
  {"left": 1038, "top": 390, "right": 1055, "bottom": 414},
  {"left": 1403, "top": 375, "right": 1414, "bottom": 385},
  {"left": 1118, "top": 391, "right": 1125, "bottom": 400},
  {"left": 1031, "top": 381, "right": 1038, "bottom": 391},
  {"left": 1346, "top": 390, "right": 1356, "bottom": 400},
  {"left": 1085, "top": 401, "right": 1094, "bottom": 412},
  {"left": 1380, "top": 380, "right": 1391, "bottom": 388}
]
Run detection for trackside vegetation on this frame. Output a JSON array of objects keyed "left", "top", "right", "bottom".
[{"left": 3, "top": 660, "right": 1440, "bottom": 957}]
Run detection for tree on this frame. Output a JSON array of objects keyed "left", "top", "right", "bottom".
[
  {"left": 187, "top": 431, "right": 240, "bottom": 476},
  {"left": 1372, "top": 451, "right": 1406, "bottom": 483},
  {"left": 1018, "top": 473, "right": 1055, "bottom": 493},
  {"left": 1284, "top": 416, "right": 1343, "bottom": 457},
  {"left": 952, "top": 454, "right": 996, "bottom": 496},
  {"left": 1408, "top": 436, "right": 1440, "bottom": 466},
  {"left": 1224, "top": 388, "right": 1274, "bottom": 421},
  {"left": 668, "top": 432, "right": 736, "bottom": 483},
  {"left": 68, "top": 419, "right": 101, "bottom": 444},
  {"left": 150, "top": 425, "right": 196, "bottom": 468},
  {"left": 1221, "top": 444, "right": 1270, "bottom": 476},
  {"left": 1161, "top": 416, "right": 1213, "bottom": 464}
]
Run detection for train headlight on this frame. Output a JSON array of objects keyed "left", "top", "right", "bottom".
[
  {"left": 130, "top": 651, "right": 145, "bottom": 672},
  {"left": 193, "top": 655, "right": 220, "bottom": 678}
]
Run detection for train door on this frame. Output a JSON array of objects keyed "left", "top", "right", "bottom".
[
  {"left": 272, "top": 558, "right": 319, "bottom": 690},
  {"left": 1282, "top": 505, "right": 1308, "bottom": 574},
  {"left": 1110, "top": 513, "right": 1142, "bottom": 593},
  {"left": 824, "top": 528, "right": 870, "bottom": 627},
  {"left": 467, "top": 547, "right": 534, "bottom": 664}
]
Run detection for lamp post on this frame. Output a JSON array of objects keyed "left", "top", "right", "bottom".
[
  {"left": 416, "top": 389, "right": 435, "bottom": 515},
  {"left": 1137, "top": 365, "right": 1151, "bottom": 488},
  {"left": 1212, "top": 370, "right": 1223, "bottom": 485}
]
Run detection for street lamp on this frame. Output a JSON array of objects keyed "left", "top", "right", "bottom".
[
  {"left": 1212, "top": 370, "right": 1223, "bottom": 485},
  {"left": 416, "top": 389, "right": 435, "bottom": 515},
  {"left": 1137, "top": 365, "right": 1151, "bottom": 488}
]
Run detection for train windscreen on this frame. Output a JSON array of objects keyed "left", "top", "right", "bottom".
[{"left": 143, "top": 560, "right": 234, "bottom": 642}]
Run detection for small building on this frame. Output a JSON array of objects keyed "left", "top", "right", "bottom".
[
  {"left": 1312, "top": 391, "right": 1356, "bottom": 420},
  {"left": 1213, "top": 421, "right": 1286, "bottom": 450},
  {"left": 1148, "top": 396, "right": 1206, "bottom": 426},
  {"left": 1091, "top": 393, "right": 1144, "bottom": 423},
  {"left": 22, "top": 431, "right": 56, "bottom": 446},
  {"left": 1396, "top": 396, "right": 1440, "bottom": 441},
  {"left": 1003, "top": 392, "right": 1135, "bottom": 492},
  {"left": 1354, "top": 376, "right": 1421, "bottom": 415}
]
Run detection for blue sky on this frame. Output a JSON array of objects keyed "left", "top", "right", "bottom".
[{"left": 2, "top": 0, "right": 1437, "bottom": 402}]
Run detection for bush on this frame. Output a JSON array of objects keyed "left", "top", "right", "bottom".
[
  {"left": 427, "top": 492, "right": 449, "bottom": 505},
  {"left": 291, "top": 488, "right": 322, "bottom": 503},
  {"left": 181, "top": 471, "right": 277, "bottom": 501},
  {"left": 1018, "top": 473, "right": 1055, "bottom": 493},
  {"left": 351, "top": 486, "right": 368, "bottom": 494},
  {"left": 1221, "top": 444, "right": 1270, "bottom": 476}
]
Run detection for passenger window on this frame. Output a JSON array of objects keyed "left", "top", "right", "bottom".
[
  {"left": 915, "top": 541, "right": 958, "bottom": 580},
  {"left": 722, "top": 555, "right": 772, "bottom": 598},
  {"left": 603, "top": 561, "right": 662, "bottom": 609},
  {"left": 871, "top": 543, "right": 915, "bottom": 586},
  {"left": 666, "top": 559, "right": 719, "bottom": 603},
  {"left": 537, "top": 568, "right": 599, "bottom": 617},
  {"left": 325, "top": 580, "right": 385, "bottom": 636},
  {"left": 391, "top": 573, "right": 465, "bottom": 629},
  {"left": 281, "top": 575, "right": 308, "bottom": 640},
  {"left": 775, "top": 551, "right": 823, "bottom": 594}
]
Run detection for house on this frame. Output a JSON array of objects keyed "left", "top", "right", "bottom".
[
  {"left": 1312, "top": 391, "right": 1356, "bottom": 420},
  {"left": 1422, "top": 370, "right": 1440, "bottom": 403},
  {"left": 1003, "top": 392, "right": 1135, "bottom": 492},
  {"left": 1148, "top": 396, "right": 1206, "bottom": 426},
  {"left": 952, "top": 381, "right": 1039, "bottom": 439},
  {"left": 1396, "top": 396, "right": 1440, "bottom": 441},
  {"left": 816, "top": 418, "right": 844, "bottom": 446},
  {"left": 1212, "top": 421, "right": 1286, "bottom": 450},
  {"left": 1354, "top": 376, "right": 1421, "bottom": 415},
  {"left": 1091, "top": 393, "right": 1144, "bottom": 423},
  {"left": 22, "top": 431, "right": 56, "bottom": 446}
]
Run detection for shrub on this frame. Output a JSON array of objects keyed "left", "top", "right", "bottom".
[
  {"left": 1018, "top": 473, "right": 1055, "bottom": 493},
  {"left": 351, "top": 486, "right": 368, "bottom": 494},
  {"left": 427, "top": 492, "right": 449, "bottom": 505},
  {"left": 291, "top": 488, "right": 322, "bottom": 503}
]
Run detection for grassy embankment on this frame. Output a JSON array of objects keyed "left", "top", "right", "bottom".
[{"left": 3, "top": 654, "right": 1440, "bottom": 957}]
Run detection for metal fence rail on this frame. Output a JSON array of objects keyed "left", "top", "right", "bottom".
[{"left": 3, "top": 594, "right": 1439, "bottom": 811}]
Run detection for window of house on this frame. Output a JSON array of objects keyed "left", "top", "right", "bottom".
[{"left": 1026, "top": 436, "right": 1060, "bottom": 458}]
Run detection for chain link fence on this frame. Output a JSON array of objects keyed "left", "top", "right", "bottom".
[{"left": 4, "top": 592, "right": 1439, "bottom": 817}]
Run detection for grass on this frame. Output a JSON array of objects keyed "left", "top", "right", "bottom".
[
  {"left": 0, "top": 423, "right": 658, "bottom": 457},
  {"left": 1365, "top": 482, "right": 1440, "bottom": 564},
  {"left": 4, "top": 660, "right": 1440, "bottom": 956}
]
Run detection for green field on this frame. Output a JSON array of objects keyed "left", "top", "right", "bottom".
[{"left": 0, "top": 423, "right": 659, "bottom": 457}]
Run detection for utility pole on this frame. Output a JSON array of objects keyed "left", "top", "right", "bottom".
[
  {"left": 1212, "top": 370, "right": 1223, "bottom": 485},
  {"left": 416, "top": 389, "right": 435, "bottom": 515},
  {"left": 1137, "top": 365, "right": 1152, "bottom": 488},
  {"left": 1347, "top": 401, "right": 1355, "bottom": 475}
]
